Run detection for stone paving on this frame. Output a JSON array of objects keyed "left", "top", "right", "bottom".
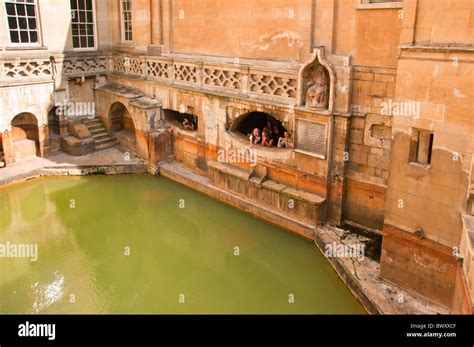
[
  {"left": 0, "top": 148, "right": 146, "bottom": 186},
  {"left": 316, "top": 225, "right": 447, "bottom": 314}
]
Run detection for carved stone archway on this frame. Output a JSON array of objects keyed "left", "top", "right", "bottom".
[
  {"left": 10, "top": 112, "right": 40, "bottom": 161},
  {"left": 94, "top": 83, "right": 162, "bottom": 160}
]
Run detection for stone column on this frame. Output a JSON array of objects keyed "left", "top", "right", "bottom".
[
  {"left": 327, "top": 115, "right": 351, "bottom": 225},
  {"left": 2, "top": 130, "right": 14, "bottom": 165},
  {"left": 148, "top": 129, "right": 167, "bottom": 174},
  {"left": 38, "top": 124, "right": 49, "bottom": 157},
  {"left": 135, "top": 129, "right": 150, "bottom": 160},
  {"left": 147, "top": 0, "right": 163, "bottom": 55}
]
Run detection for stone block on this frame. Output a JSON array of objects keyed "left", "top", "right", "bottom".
[
  {"left": 68, "top": 122, "right": 91, "bottom": 140},
  {"left": 60, "top": 135, "right": 94, "bottom": 156}
]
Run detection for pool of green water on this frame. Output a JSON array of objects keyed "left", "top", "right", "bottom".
[{"left": 0, "top": 174, "right": 365, "bottom": 314}]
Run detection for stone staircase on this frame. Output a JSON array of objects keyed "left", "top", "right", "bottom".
[{"left": 83, "top": 118, "right": 117, "bottom": 151}]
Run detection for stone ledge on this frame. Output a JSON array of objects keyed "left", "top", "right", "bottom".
[
  {"left": 95, "top": 83, "right": 143, "bottom": 99},
  {"left": 355, "top": 2, "right": 403, "bottom": 10},
  {"left": 161, "top": 161, "right": 316, "bottom": 239},
  {"left": 208, "top": 160, "right": 250, "bottom": 180},
  {"left": 261, "top": 179, "right": 286, "bottom": 192},
  {"left": 40, "top": 164, "right": 147, "bottom": 176},
  {"left": 399, "top": 44, "right": 474, "bottom": 53},
  {"left": 209, "top": 161, "right": 326, "bottom": 205}
]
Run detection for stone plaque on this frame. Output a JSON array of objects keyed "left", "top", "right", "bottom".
[{"left": 295, "top": 119, "right": 327, "bottom": 158}]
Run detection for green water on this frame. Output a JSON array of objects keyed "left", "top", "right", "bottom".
[{"left": 0, "top": 175, "right": 365, "bottom": 314}]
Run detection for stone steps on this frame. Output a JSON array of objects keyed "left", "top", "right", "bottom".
[{"left": 83, "top": 118, "right": 117, "bottom": 152}]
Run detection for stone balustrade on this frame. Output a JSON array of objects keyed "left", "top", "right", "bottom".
[
  {"left": 0, "top": 56, "right": 54, "bottom": 85},
  {"left": 1, "top": 52, "right": 299, "bottom": 104},
  {"left": 0, "top": 53, "right": 109, "bottom": 86},
  {"left": 111, "top": 53, "right": 299, "bottom": 104}
]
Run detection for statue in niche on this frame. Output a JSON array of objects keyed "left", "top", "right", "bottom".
[{"left": 305, "top": 65, "right": 329, "bottom": 110}]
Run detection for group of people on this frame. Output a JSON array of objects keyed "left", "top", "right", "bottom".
[{"left": 248, "top": 121, "right": 293, "bottom": 148}]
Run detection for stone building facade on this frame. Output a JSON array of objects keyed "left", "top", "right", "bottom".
[{"left": 0, "top": 0, "right": 472, "bottom": 313}]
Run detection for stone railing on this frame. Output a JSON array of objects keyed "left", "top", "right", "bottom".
[
  {"left": 62, "top": 54, "right": 108, "bottom": 77},
  {"left": 0, "top": 57, "right": 53, "bottom": 85},
  {"left": 1, "top": 52, "right": 299, "bottom": 104},
  {"left": 111, "top": 54, "right": 298, "bottom": 103},
  {"left": 0, "top": 53, "right": 109, "bottom": 85}
]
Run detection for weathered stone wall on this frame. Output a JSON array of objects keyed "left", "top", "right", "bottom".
[
  {"left": 334, "top": 2, "right": 402, "bottom": 68},
  {"left": 68, "top": 78, "right": 96, "bottom": 106},
  {"left": 412, "top": 0, "right": 474, "bottom": 46},
  {"left": 108, "top": 74, "right": 331, "bottom": 201},
  {"left": 343, "top": 67, "right": 396, "bottom": 230},
  {"left": 381, "top": 224, "right": 459, "bottom": 309},
  {"left": 380, "top": 0, "right": 474, "bottom": 310},
  {"left": 327, "top": 115, "right": 350, "bottom": 225},
  {"left": 452, "top": 263, "right": 473, "bottom": 314}
]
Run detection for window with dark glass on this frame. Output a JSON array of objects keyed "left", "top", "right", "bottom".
[
  {"left": 5, "top": 0, "right": 39, "bottom": 44},
  {"left": 70, "top": 0, "right": 95, "bottom": 49}
]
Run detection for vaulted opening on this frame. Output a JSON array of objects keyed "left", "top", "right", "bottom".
[
  {"left": 11, "top": 112, "right": 40, "bottom": 160},
  {"left": 163, "top": 109, "right": 198, "bottom": 131},
  {"left": 230, "top": 111, "right": 289, "bottom": 147}
]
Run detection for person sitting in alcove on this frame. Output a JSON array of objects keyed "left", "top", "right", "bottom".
[
  {"left": 261, "top": 129, "right": 273, "bottom": 147},
  {"left": 248, "top": 128, "right": 261, "bottom": 147},
  {"left": 277, "top": 131, "right": 294, "bottom": 148}
]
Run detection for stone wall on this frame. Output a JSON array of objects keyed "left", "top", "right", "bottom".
[
  {"left": 343, "top": 67, "right": 396, "bottom": 230},
  {"left": 380, "top": 0, "right": 474, "bottom": 310},
  {"left": 381, "top": 224, "right": 458, "bottom": 309}
]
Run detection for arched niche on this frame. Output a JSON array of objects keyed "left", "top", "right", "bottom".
[
  {"left": 109, "top": 102, "right": 136, "bottom": 132},
  {"left": 11, "top": 112, "right": 40, "bottom": 158},
  {"left": 298, "top": 46, "right": 336, "bottom": 113},
  {"left": 109, "top": 102, "right": 137, "bottom": 154}
]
